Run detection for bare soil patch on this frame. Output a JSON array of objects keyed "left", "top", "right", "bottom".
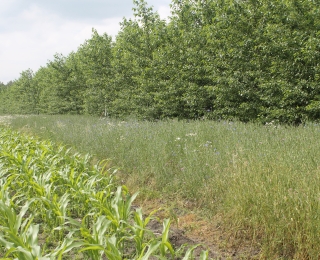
[{"left": 138, "top": 199, "right": 260, "bottom": 259}]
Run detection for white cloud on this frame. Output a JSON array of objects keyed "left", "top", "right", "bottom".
[
  {"left": 0, "top": 4, "right": 123, "bottom": 83},
  {"left": 0, "top": 0, "right": 17, "bottom": 13},
  {"left": 0, "top": 0, "right": 171, "bottom": 84},
  {"left": 157, "top": 4, "right": 172, "bottom": 20}
]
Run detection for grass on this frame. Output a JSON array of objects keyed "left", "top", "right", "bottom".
[{"left": 3, "top": 114, "right": 320, "bottom": 258}]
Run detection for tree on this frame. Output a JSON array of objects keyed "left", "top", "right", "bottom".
[
  {"left": 76, "top": 29, "right": 113, "bottom": 115},
  {"left": 111, "top": 0, "right": 168, "bottom": 119},
  {"left": 8, "top": 69, "right": 39, "bottom": 114}
]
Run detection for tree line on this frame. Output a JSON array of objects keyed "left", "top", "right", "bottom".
[{"left": 1, "top": 0, "right": 320, "bottom": 124}]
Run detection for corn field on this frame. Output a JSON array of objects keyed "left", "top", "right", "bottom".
[{"left": 0, "top": 127, "right": 208, "bottom": 259}]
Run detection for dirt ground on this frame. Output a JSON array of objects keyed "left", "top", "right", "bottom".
[{"left": 138, "top": 199, "right": 261, "bottom": 259}]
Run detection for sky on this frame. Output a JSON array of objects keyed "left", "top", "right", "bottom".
[{"left": 0, "top": 0, "right": 172, "bottom": 84}]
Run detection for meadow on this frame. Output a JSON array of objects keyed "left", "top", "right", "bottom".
[{"left": 2, "top": 115, "right": 320, "bottom": 259}]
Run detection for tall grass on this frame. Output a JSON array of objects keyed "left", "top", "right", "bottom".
[{"left": 4, "top": 115, "right": 320, "bottom": 258}]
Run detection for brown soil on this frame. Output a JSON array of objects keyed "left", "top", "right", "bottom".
[{"left": 137, "top": 198, "right": 261, "bottom": 259}]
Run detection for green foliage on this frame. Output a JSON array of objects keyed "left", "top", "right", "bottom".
[
  {"left": 205, "top": 0, "right": 320, "bottom": 124},
  {"left": 0, "top": 83, "right": 10, "bottom": 114},
  {"left": 38, "top": 53, "right": 85, "bottom": 115},
  {"left": 1, "top": 0, "right": 320, "bottom": 123},
  {"left": 76, "top": 29, "right": 113, "bottom": 115},
  {"left": 110, "top": 0, "right": 169, "bottom": 119},
  {"left": 0, "top": 70, "right": 39, "bottom": 114}
]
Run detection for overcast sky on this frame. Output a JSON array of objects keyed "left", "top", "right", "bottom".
[{"left": 0, "top": 0, "right": 171, "bottom": 84}]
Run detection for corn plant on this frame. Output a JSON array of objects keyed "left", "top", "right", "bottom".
[
  {"left": 159, "top": 219, "right": 175, "bottom": 258},
  {"left": 131, "top": 208, "right": 159, "bottom": 255},
  {"left": 0, "top": 199, "right": 44, "bottom": 260},
  {"left": 39, "top": 193, "right": 70, "bottom": 236}
]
